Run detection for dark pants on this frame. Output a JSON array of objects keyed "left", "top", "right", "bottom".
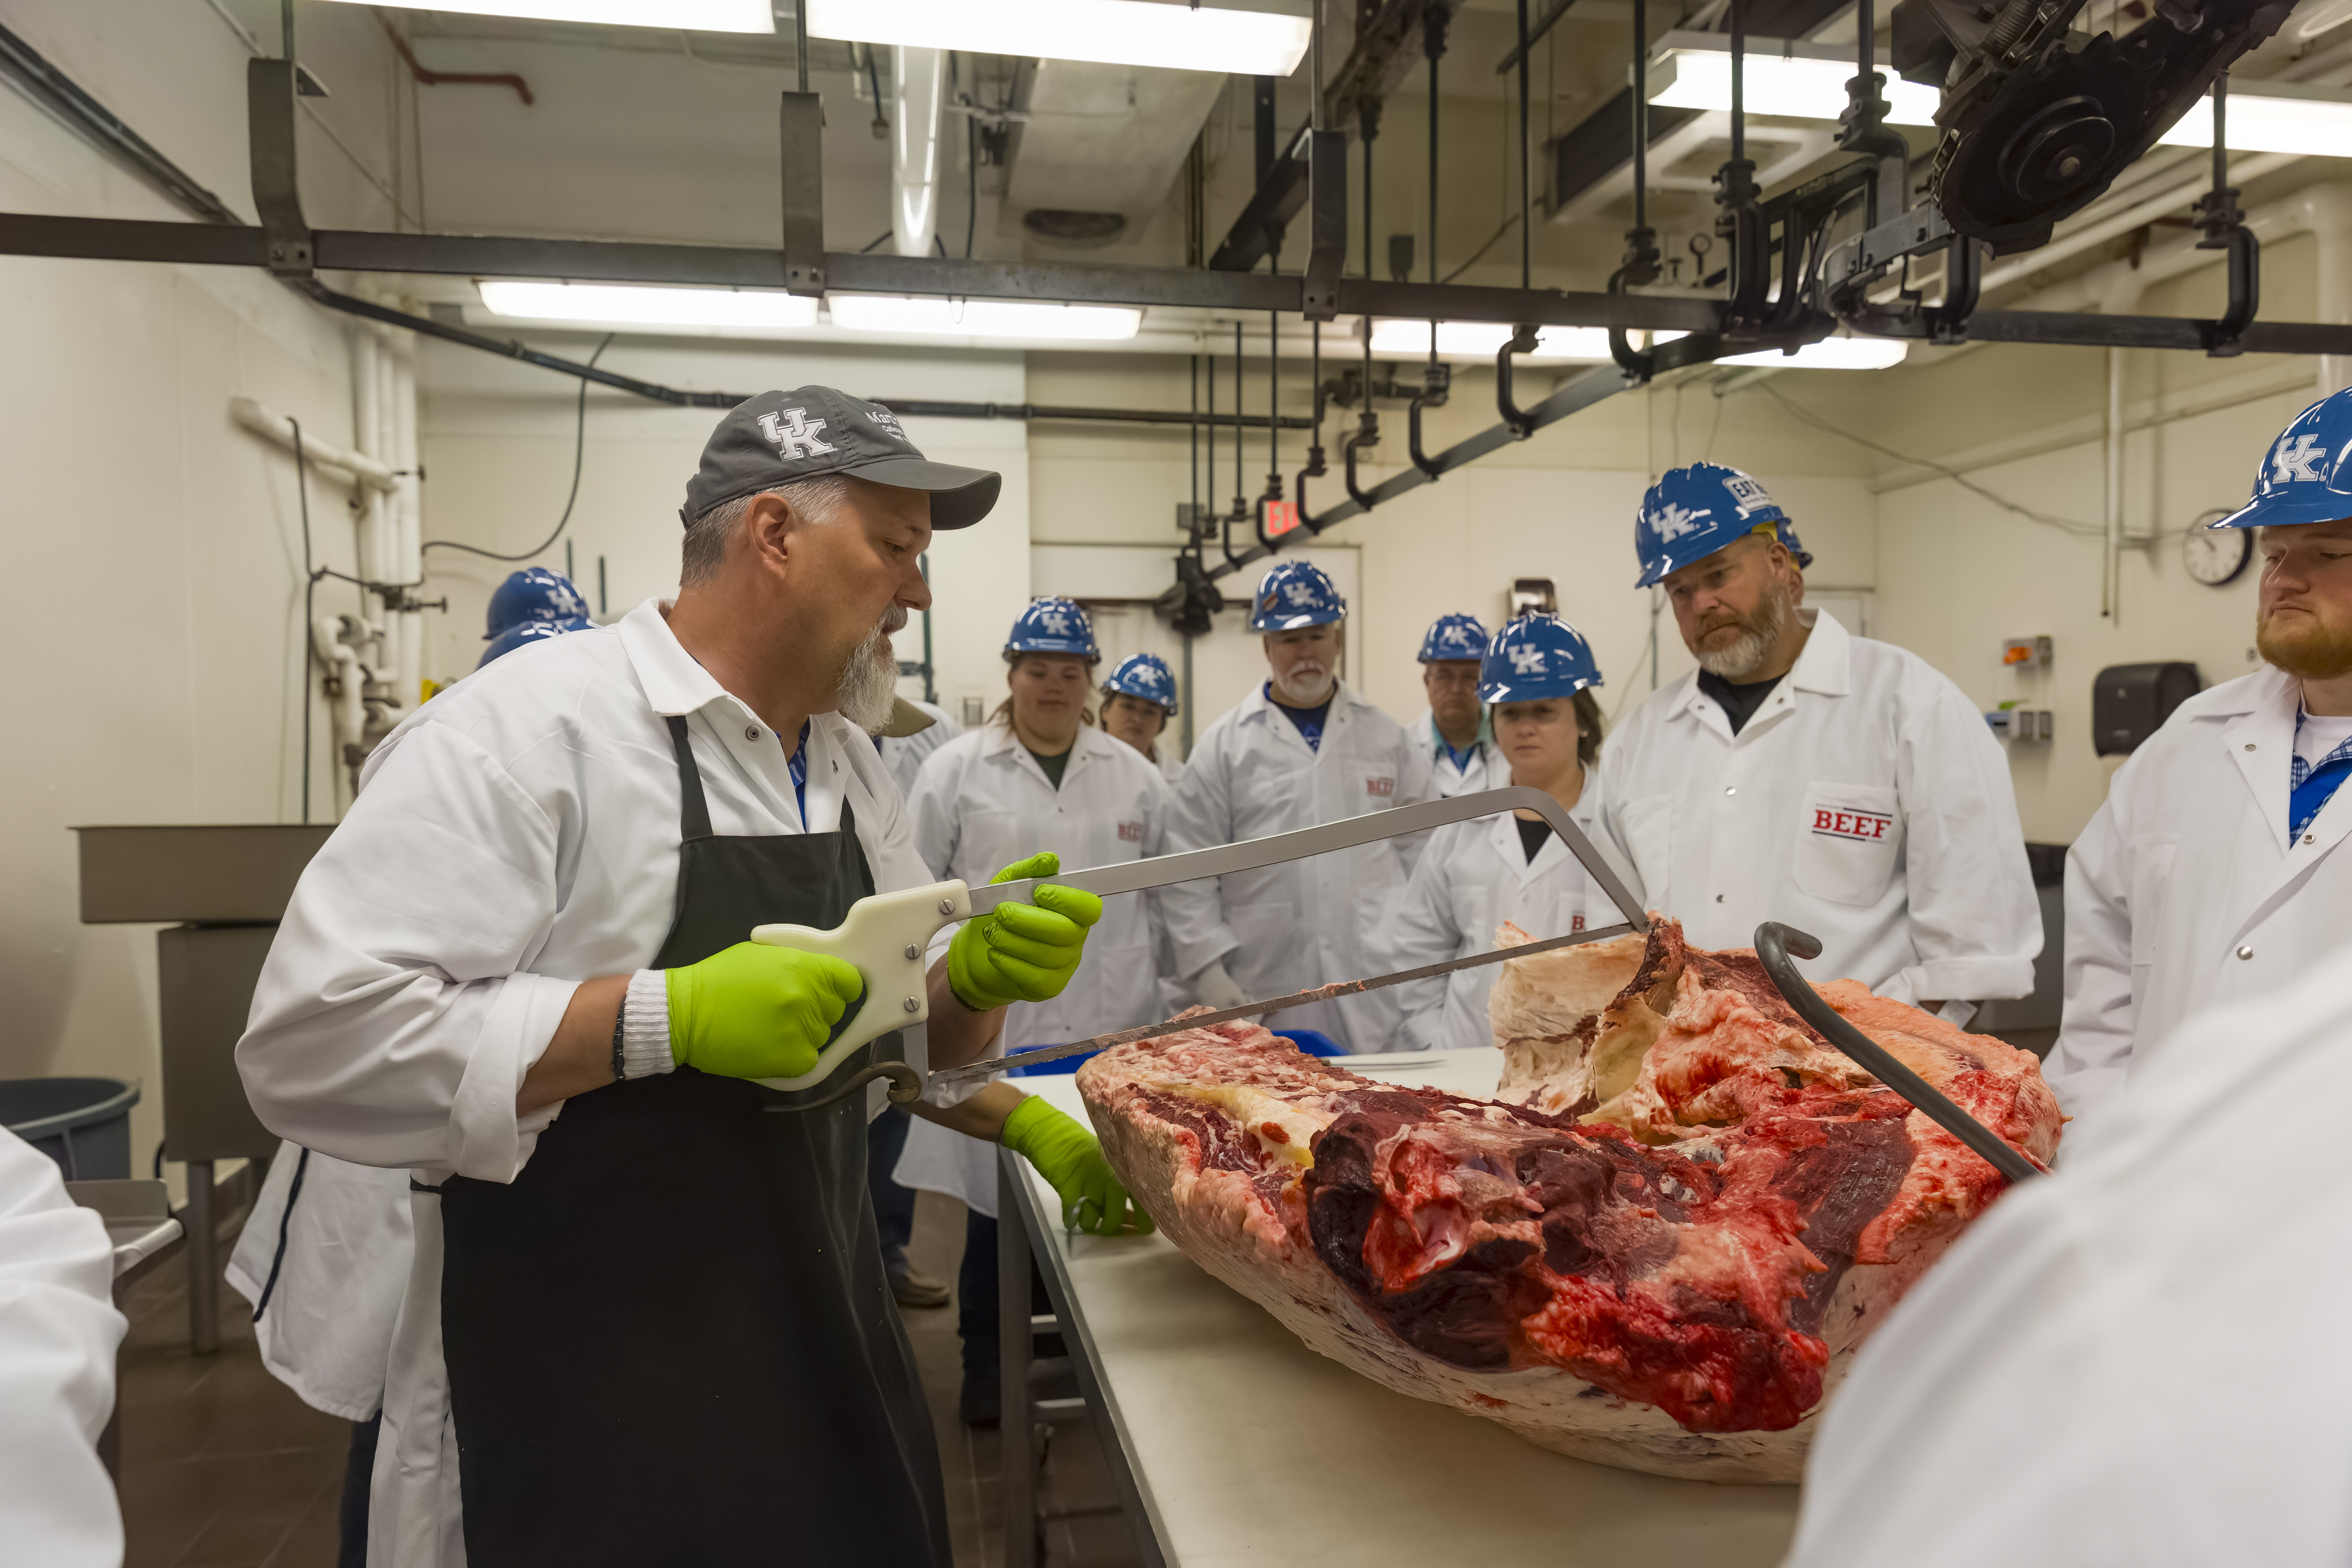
[
  {"left": 866, "top": 1105, "right": 918, "bottom": 1273},
  {"left": 339, "top": 1412, "right": 380, "bottom": 1568},
  {"left": 958, "top": 1213, "right": 1057, "bottom": 1403}
]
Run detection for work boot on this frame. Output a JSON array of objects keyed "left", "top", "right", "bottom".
[
  {"left": 960, "top": 1366, "right": 1001, "bottom": 1428},
  {"left": 889, "top": 1258, "right": 952, "bottom": 1310}
]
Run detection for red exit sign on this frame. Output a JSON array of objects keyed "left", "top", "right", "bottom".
[{"left": 1264, "top": 499, "right": 1302, "bottom": 538}]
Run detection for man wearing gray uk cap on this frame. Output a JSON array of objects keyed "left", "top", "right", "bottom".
[{"left": 236, "top": 387, "right": 1147, "bottom": 1568}]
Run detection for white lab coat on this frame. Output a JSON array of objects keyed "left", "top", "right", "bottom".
[
  {"left": 1784, "top": 953, "right": 2352, "bottom": 1568},
  {"left": 1597, "top": 610, "right": 2039, "bottom": 1004},
  {"left": 1408, "top": 706, "right": 1499, "bottom": 798},
  {"left": 235, "top": 599, "right": 934, "bottom": 1568},
  {"left": 1162, "top": 680, "right": 1438, "bottom": 1050},
  {"left": 0, "top": 1127, "right": 125, "bottom": 1568},
  {"left": 2043, "top": 664, "right": 2352, "bottom": 1156},
  {"left": 894, "top": 724, "right": 1173, "bottom": 1218},
  {"left": 876, "top": 698, "right": 962, "bottom": 799},
  {"left": 225, "top": 1142, "right": 414, "bottom": 1421},
  {"left": 1384, "top": 771, "right": 1641, "bottom": 1053}
]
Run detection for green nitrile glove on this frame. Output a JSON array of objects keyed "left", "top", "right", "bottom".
[
  {"left": 945, "top": 852, "right": 1103, "bottom": 1012},
  {"left": 1001, "top": 1096, "right": 1153, "bottom": 1237},
  {"left": 665, "top": 940, "right": 865, "bottom": 1080}
]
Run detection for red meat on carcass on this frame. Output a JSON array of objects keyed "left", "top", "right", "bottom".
[{"left": 1076, "top": 919, "right": 2059, "bottom": 1481}]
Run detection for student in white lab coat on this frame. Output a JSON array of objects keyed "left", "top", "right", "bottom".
[
  {"left": 897, "top": 597, "right": 1173, "bottom": 1423},
  {"left": 1782, "top": 955, "right": 2352, "bottom": 1568},
  {"left": 0, "top": 1126, "right": 125, "bottom": 1568},
  {"left": 1599, "top": 463, "right": 2039, "bottom": 1018},
  {"left": 1389, "top": 616, "right": 1640, "bottom": 1053},
  {"left": 2043, "top": 391, "right": 2352, "bottom": 1155},
  {"left": 1405, "top": 612, "right": 1500, "bottom": 798},
  {"left": 1163, "top": 560, "right": 1439, "bottom": 1050},
  {"left": 1098, "top": 651, "right": 1186, "bottom": 784}
]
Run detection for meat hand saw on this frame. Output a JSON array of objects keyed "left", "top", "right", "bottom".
[{"left": 746, "top": 785, "right": 1651, "bottom": 1112}]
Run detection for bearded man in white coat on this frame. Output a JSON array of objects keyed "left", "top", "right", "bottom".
[
  {"left": 1162, "top": 560, "right": 1437, "bottom": 1050},
  {"left": 2043, "top": 391, "right": 2352, "bottom": 1155},
  {"left": 1599, "top": 464, "right": 2039, "bottom": 1019}
]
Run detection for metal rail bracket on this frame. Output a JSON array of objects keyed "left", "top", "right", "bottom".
[
  {"left": 246, "top": 60, "right": 312, "bottom": 279},
  {"left": 780, "top": 91, "right": 826, "bottom": 297}
]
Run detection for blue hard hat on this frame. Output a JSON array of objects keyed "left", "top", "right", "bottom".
[
  {"left": 1250, "top": 560, "right": 1347, "bottom": 631},
  {"left": 1479, "top": 613, "right": 1604, "bottom": 704},
  {"left": 1634, "top": 463, "right": 1814, "bottom": 588},
  {"left": 1418, "top": 612, "right": 1490, "bottom": 663},
  {"left": 485, "top": 567, "right": 590, "bottom": 639},
  {"left": 478, "top": 615, "right": 592, "bottom": 669},
  {"left": 2214, "top": 389, "right": 2352, "bottom": 529},
  {"left": 1101, "top": 652, "right": 1179, "bottom": 717},
  {"left": 1004, "top": 596, "right": 1100, "bottom": 662}
]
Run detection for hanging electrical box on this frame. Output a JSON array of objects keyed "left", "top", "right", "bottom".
[
  {"left": 2002, "top": 636, "right": 2052, "bottom": 671},
  {"left": 1510, "top": 578, "right": 1557, "bottom": 619}
]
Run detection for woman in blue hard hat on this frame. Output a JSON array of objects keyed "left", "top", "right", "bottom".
[
  {"left": 1161, "top": 558, "right": 1437, "bottom": 1047},
  {"left": 897, "top": 597, "right": 1172, "bottom": 1423},
  {"left": 1099, "top": 651, "right": 1185, "bottom": 784},
  {"left": 1386, "top": 616, "right": 1642, "bottom": 1053}
]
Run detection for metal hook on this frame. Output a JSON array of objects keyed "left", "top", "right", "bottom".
[
  {"left": 1495, "top": 324, "right": 1542, "bottom": 441},
  {"left": 1751, "top": 923, "right": 2041, "bottom": 1185},
  {"left": 761, "top": 1058, "right": 927, "bottom": 1115}
]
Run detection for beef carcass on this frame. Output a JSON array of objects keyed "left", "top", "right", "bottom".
[{"left": 1075, "top": 919, "right": 2059, "bottom": 1482}]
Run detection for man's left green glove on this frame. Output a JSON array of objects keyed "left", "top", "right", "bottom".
[
  {"left": 1001, "top": 1096, "right": 1154, "bottom": 1236},
  {"left": 946, "top": 852, "right": 1103, "bottom": 1012}
]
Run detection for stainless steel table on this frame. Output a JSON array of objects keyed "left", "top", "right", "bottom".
[{"left": 996, "top": 1054, "right": 1804, "bottom": 1567}]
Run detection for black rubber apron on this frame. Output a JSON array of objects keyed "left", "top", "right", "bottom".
[{"left": 436, "top": 715, "right": 950, "bottom": 1567}]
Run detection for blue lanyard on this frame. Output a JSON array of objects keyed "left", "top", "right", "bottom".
[
  {"left": 787, "top": 720, "right": 810, "bottom": 823},
  {"left": 2290, "top": 711, "right": 2352, "bottom": 839}
]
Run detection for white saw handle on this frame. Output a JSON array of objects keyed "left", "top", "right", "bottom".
[{"left": 747, "top": 879, "right": 973, "bottom": 1092}]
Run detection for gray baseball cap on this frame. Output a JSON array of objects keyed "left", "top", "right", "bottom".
[{"left": 680, "top": 386, "right": 1001, "bottom": 530}]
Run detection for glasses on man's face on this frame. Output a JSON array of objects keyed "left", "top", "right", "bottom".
[{"left": 1424, "top": 666, "right": 1479, "bottom": 691}]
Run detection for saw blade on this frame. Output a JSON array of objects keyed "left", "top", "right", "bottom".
[{"left": 923, "top": 919, "right": 1640, "bottom": 1093}]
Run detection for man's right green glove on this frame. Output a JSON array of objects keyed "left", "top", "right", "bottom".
[{"left": 665, "top": 941, "right": 865, "bottom": 1080}]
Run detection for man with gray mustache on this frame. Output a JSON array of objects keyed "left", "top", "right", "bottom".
[
  {"left": 235, "top": 388, "right": 1141, "bottom": 1568},
  {"left": 1597, "top": 463, "right": 2038, "bottom": 1023}
]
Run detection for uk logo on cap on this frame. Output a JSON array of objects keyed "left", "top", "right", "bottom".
[
  {"left": 757, "top": 408, "right": 835, "bottom": 459},
  {"left": 1508, "top": 644, "right": 1547, "bottom": 675},
  {"left": 1651, "top": 501, "right": 1706, "bottom": 540}
]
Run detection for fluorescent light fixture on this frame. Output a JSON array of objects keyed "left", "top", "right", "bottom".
[
  {"left": 807, "top": 0, "right": 1311, "bottom": 77},
  {"left": 1646, "top": 34, "right": 1941, "bottom": 124},
  {"left": 827, "top": 294, "right": 1143, "bottom": 340},
  {"left": 1647, "top": 31, "right": 2352, "bottom": 157},
  {"left": 1368, "top": 319, "right": 1614, "bottom": 361},
  {"left": 476, "top": 281, "right": 819, "bottom": 328},
  {"left": 352, "top": 0, "right": 772, "bottom": 31},
  {"left": 2155, "top": 80, "right": 2352, "bottom": 155},
  {"left": 1718, "top": 335, "right": 1909, "bottom": 370}
]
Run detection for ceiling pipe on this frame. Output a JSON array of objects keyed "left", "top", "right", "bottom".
[{"left": 891, "top": 46, "right": 946, "bottom": 258}]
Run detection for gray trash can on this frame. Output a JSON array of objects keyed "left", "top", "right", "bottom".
[{"left": 0, "top": 1078, "right": 141, "bottom": 1181}]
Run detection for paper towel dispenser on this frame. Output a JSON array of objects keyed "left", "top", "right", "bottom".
[{"left": 2092, "top": 662, "right": 2201, "bottom": 756}]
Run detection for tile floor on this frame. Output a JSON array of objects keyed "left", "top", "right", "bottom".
[{"left": 113, "top": 1183, "right": 1151, "bottom": 1568}]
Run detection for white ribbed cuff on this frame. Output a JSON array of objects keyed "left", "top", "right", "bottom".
[{"left": 621, "top": 969, "right": 676, "bottom": 1078}]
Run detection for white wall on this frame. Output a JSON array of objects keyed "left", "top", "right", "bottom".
[
  {"left": 0, "top": 0, "right": 407, "bottom": 1180},
  {"left": 416, "top": 334, "right": 1033, "bottom": 721}
]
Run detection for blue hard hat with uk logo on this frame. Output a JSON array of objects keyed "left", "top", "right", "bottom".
[
  {"left": 1634, "top": 463, "right": 1814, "bottom": 588},
  {"left": 1101, "top": 652, "right": 1179, "bottom": 716},
  {"left": 1479, "top": 614, "right": 1604, "bottom": 704},
  {"left": 485, "top": 567, "right": 590, "bottom": 639},
  {"left": 1005, "top": 596, "right": 1100, "bottom": 662},
  {"left": 1250, "top": 560, "right": 1347, "bottom": 631},
  {"left": 2214, "top": 389, "right": 2352, "bottom": 529},
  {"left": 478, "top": 615, "right": 593, "bottom": 669},
  {"left": 1418, "top": 612, "right": 1490, "bottom": 663}
]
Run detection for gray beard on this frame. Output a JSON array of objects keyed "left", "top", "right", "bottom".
[
  {"left": 1695, "top": 592, "right": 1788, "bottom": 680},
  {"left": 1272, "top": 665, "right": 1335, "bottom": 706},
  {"left": 834, "top": 606, "right": 906, "bottom": 732}
]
